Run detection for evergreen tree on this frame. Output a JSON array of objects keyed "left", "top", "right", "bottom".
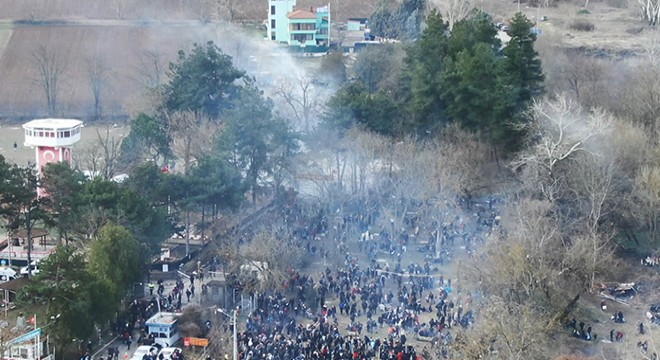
[
  {"left": 323, "top": 81, "right": 400, "bottom": 137},
  {"left": 397, "top": 0, "right": 426, "bottom": 40},
  {"left": 164, "top": 41, "right": 245, "bottom": 118},
  {"left": 216, "top": 80, "right": 298, "bottom": 204},
  {"left": 502, "top": 12, "right": 545, "bottom": 108},
  {"left": 446, "top": 11, "right": 500, "bottom": 59},
  {"left": 440, "top": 43, "right": 513, "bottom": 149},
  {"left": 40, "top": 162, "right": 86, "bottom": 244},
  {"left": 368, "top": 0, "right": 396, "bottom": 38},
  {"left": 406, "top": 10, "right": 450, "bottom": 133}
]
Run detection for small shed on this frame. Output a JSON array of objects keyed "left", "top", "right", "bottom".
[
  {"left": 205, "top": 276, "right": 228, "bottom": 308},
  {"left": 0, "top": 277, "right": 31, "bottom": 305},
  {"left": 9, "top": 229, "right": 51, "bottom": 247},
  {"left": 347, "top": 18, "right": 368, "bottom": 31}
]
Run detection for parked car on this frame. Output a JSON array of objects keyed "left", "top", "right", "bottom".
[{"left": 20, "top": 261, "right": 39, "bottom": 276}]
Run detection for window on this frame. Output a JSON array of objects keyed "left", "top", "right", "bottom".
[
  {"left": 290, "top": 23, "right": 315, "bottom": 31},
  {"left": 271, "top": 19, "right": 276, "bottom": 29},
  {"left": 271, "top": 5, "right": 275, "bottom": 15},
  {"left": 39, "top": 131, "right": 43, "bottom": 137},
  {"left": 271, "top": 35, "right": 276, "bottom": 40},
  {"left": 292, "top": 33, "right": 314, "bottom": 42},
  {"left": 64, "top": 130, "right": 70, "bottom": 137}
]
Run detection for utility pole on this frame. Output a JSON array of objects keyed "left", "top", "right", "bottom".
[{"left": 232, "top": 309, "right": 237, "bottom": 360}]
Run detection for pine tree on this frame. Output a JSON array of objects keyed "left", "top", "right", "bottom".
[
  {"left": 502, "top": 13, "right": 544, "bottom": 107},
  {"left": 407, "top": 10, "right": 450, "bottom": 133}
]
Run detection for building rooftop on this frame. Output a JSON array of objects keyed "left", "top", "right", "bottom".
[
  {"left": 146, "top": 312, "right": 179, "bottom": 325},
  {"left": 22, "top": 118, "right": 83, "bottom": 130},
  {"left": 287, "top": 9, "right": 316, "bottom": 19}
]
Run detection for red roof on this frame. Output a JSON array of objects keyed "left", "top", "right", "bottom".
[{"left": 287, "top": 9, "right": 317, "bottom": 19}]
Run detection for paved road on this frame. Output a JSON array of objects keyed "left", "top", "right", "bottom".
[{"left": 93, "top": 274, "right": 219, "bottom": 360}]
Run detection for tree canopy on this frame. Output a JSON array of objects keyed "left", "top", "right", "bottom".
[
  {"left": 164, "top": 41, "right": 245, "bottom": 118},
  {"left": 324, "top": 11, "right": 544, "bottom": 155},
  {"left": 216, "top": 80, "right": 299, "bottom": 203},
  {"left": 368, "top": 0, "right": 427, "bottom": 40}
]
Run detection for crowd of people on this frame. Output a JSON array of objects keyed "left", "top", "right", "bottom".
[{"left": 212, "top": 194, "right": 501, "bottom": 359}]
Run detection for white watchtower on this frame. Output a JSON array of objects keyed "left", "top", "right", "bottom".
[{"left": 22, "top": 118, "right": 83, "bottom": 195}]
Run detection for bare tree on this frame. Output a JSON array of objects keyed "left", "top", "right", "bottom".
[
  {"left": 558, "top": 53, "right": 610, "bottom": 106},
  {"left": 168, "top": 110, "right": 218, "bottom": 174},
  {"left": 87, "top": 54, "right": 111, "bottom": 121},
  {"left": 449, "top": 298, "right": 554, "bottom": 360},
  {"left": 617, "top": 64, "right": 660, "bottom": 137},
  {"left": 639, "top": 0, "right": 660, "bottom": 25},
  {"left": 205, "top": 0, "right": 245, "bottom": 21},
  {"left": 75, "top": 127, "right": 123, "bottom": 179},
  {"left": 275, "top": 75, "right": 321, "bottom": 133},
  {"left": 236, "top": 228, "right": 303, "bottom": 293},
  {"left": 563, "top": 157, "right": 618, "bottom": 288},
  {"left": 511, "top": 95, "right": 611, "bottom": 201},
  {"left": 32, "top": 44, "right": 67, "bottom": 116},
  {"left": 629, "top": 166, "right": 660, "bottom": 248},
  {"left": 438, "top": 0, "right": 473, "bottom": 30},
  {"left": 133, "top": 49, "right": 166, "bottom": 89}
]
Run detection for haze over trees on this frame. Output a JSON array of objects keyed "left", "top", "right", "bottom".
[{"left": 2, "top": 2, "right": 660, "bottom": 358}]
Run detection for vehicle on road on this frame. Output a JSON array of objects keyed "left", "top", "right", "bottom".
[
  {"left": 20, "top": 261, "right": 39, "bottom": 276},
  {"left": 0, "top": 267, "right": 17, "bottom": 282}
]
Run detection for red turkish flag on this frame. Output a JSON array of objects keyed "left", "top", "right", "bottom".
[{"left": 28, "top": 315, "right": 35, "bottom": 325}]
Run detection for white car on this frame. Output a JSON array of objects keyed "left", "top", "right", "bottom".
[
  {"left": 20, "top": 261, "right": 39, "bottom": 276},
  {"left": 157, "top": 347, "right": 183, "bottom": 360},
  {"left": 0, "top": 267, "right": 17, "bottom": 282},
  {"left": 131, "top": 345, "right": 158, "bottom": 360}
]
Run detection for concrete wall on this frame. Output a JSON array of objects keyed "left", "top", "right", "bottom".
[{"left": 268, "top": 0, "right": 296, "bottom": 43}]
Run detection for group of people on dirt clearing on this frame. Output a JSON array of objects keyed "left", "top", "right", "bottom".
[{"left": 212, "top": 194, "right": 500, "bottom": 359}]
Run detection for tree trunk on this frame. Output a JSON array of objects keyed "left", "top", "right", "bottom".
[{"left": 26, "top": 217, "right": 32, "bottom": 279}]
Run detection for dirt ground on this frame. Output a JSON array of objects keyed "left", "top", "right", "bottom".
[
  {"left": 486, "top": 0, "right": 656, "bottom": 54},
  {"left": 553, "top": 266, "right": 660, "bottom": 359}
]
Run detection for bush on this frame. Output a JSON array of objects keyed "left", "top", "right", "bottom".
[
  {"left": 570, "top": 19, "right": 595, "bottom": 31},
  {"left": 577, "top": 8, "right": 591, "bottom": 15}
]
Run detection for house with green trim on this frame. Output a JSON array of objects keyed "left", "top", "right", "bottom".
[{"left": 268, "top": 0, "right": 331, "bottom": 53}]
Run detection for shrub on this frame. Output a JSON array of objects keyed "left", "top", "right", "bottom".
[
  {"left": 570, "top": 19, "right": 595, "bottom": 31},
  {"left": 577, "top": 8, "right": 591, "bottom": 15}
]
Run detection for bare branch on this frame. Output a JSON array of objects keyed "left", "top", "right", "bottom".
[{"left": 32, "top": 44, "right": 67, "bottom": 116}]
